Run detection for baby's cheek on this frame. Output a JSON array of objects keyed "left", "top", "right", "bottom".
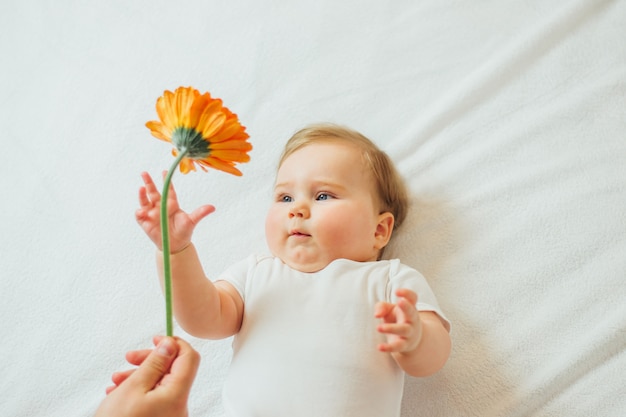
[{"left": 264, "top": 216, "right": 282, "bottom": 253}]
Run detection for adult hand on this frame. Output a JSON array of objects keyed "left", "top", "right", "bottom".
[{"left": 95, "top": 336, "right": 200, "bottom": 417}]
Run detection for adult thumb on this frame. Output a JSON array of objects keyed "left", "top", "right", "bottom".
[{"left": 129, "top": 337, "right": 179, "bottom": 390}]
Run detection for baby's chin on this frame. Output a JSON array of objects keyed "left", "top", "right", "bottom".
[
  {"left": 267, "top": 247, "right": 330, "bottom": 273},
  {"left": 270, "top": 251, "right": 330, "bottom": 273},
  {"left": 274, "top": 255, "right": 376, "bottom": 274},
  {"left": 273, "top": 250, "right": 381, "bottom": 273},
  {"left": 280, "top": 257, "right": 329, "bottom": 273}
]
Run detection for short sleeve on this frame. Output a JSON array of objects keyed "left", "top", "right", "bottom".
[
  {"left": 388, "top": 260, "right": 451, "bottom": 331},
  {"left": 216, "top": 254, "right": 262, "bottom": 302}
]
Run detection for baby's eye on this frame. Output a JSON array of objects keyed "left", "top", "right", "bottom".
[
  {"left": 316, "top": 193, "right": 332, "bottom": 201},
  {"left": 280, "top": 195, "right": 293, "bottom": 203}
]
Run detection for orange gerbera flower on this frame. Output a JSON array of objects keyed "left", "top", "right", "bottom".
[
  {"left": 144, "top": 86, "right": 251, "bottom": 336},
  {"left": 146, "top": 86, "right": 252, "bottom": 176}
]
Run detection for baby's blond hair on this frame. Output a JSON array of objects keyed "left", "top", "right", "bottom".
[{"left": 279, "top": 123, "right": 409, "bottom": 231}]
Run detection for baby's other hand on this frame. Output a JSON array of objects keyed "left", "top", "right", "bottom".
[{"left": 374, "top": 288, "right": 422, "bottom": 354}]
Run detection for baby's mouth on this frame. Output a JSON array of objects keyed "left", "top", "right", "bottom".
[{"left": 290, "top": 230, "right": 311, "bottom": 237}]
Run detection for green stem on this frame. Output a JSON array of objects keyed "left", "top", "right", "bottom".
[{"left": 160, "top": 148, "right": 189, "bottom": 336}]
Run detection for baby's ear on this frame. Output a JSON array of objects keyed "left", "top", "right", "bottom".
[{"left": 374, "top": 212, "right": 394, "bottom": 250}]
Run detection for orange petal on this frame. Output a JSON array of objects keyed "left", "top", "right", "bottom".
[
  {"left": 145, "top": 121, "right": 172, "bottom": 142},
  {"left": 189, "top": 92, "right": 212, "bottom": 129},
  {"left": 198, "top": 100, "right": 226, "bottom": 139},
  {"left": 199, "top": 157, "right": 243, "bottom": 176},
  {"left": 210, "top": 119, "right": 246, "bottom": 143},
  {"left": 157, "top": 90, "right": 178, "bottom": 131},
  {"left": 210, "top": 149, "right": 251, "bottom": 163},
  {"left": 147, "top": 86, "right": 251, "bottom": 176},
  {"left": 178, "top": 157, "right": 196, "bottom": 174},
  {"left": 175, "top": 87, "right": 198, "bottom": 128},
  {"left": 209, "top": 139, "right": 252, "bottom": 151}
]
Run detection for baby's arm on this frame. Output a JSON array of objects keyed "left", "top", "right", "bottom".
[
  {"left": 156, "top": 244, "right": 243, "bottom": 338},
  {"left": 136, "top": 172, "right": 243, "bottom": 339},
  {"left": 374, "top": 288, "right": 451, "bottom": 377}
]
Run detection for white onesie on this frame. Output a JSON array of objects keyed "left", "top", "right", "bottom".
[{"left": 218, "top": 255, "right": 449, "bottom": 417}]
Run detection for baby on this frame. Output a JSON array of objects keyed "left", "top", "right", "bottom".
[{"left": 136, "top": 123, "right": 451, "bottom": 416}]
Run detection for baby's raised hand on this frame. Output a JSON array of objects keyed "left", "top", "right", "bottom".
[
  {"left": 135, "top": 171, "right": 215, "bottom": 253},
  {"left": 374, "top": 288, "right": 422, "bottom": 354}
]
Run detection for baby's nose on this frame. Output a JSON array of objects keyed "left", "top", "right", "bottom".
[{"left": 289, "top": 204, "right": 309, "bottom": 218}]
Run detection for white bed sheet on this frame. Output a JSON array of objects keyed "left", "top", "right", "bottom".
[{"left": 1, "top": 1, "right": 624, "bottom": 416}]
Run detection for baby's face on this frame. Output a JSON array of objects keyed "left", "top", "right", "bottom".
[{"left": 265, "top": 141, "right": 390, "bottom": 273}]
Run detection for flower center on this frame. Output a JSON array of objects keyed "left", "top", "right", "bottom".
[{"left": 172, "top": 127, "right": 210, "bottom": 158}]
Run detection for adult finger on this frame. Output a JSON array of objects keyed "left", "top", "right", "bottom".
[
  {"left": 159, "top": 337, "right": 201, "bottom": 396},
  {"left": 111, "top": 369, "right": 136, "bottom": 386},
  {"left": 125, "top": 337, "right": 179, "bottom": 391},
  {"left": 105, "top": 384, "right": 118, "bottom": 395},
  {"left": 125, "top": 348, "right": 153, "bottom": 366}
]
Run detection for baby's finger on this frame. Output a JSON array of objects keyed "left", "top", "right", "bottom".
[
  {"left": 395, "top": 288, "right": 418, "bottom": 305},
  {"left": 162, "top": 170, "right": 179, "bottom": 200},
  {"left": 189, "top": 205, "right": 216, "bottom": 225},
  {"left": 397, "top": 298, "right": 419, "bottom": 323},
  {"left": 374, "top": 301, "right": 395, "bottom": 319},
  {"left": 378, "top": 322, "right": 413, "bottom": 338},
  {"left": 138, "top": 186, "right": 151, "bottom": 208},
  {"left": 142, "top": 172, "right": 161, "bottom": 202},
  {"left": 135, "top": 208, "right": 148, "bottom": 223},
  {"left": 377, "top": 339, "right": 408, "bottom": 353}
]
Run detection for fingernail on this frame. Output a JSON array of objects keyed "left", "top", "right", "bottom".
[{"left": 156, "top": 338, "right": 175, "bottom": 357}]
